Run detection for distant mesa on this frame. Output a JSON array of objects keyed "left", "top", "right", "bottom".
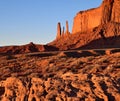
[{"left": 0, "top": 42, "right": 58, "bottom": 55}]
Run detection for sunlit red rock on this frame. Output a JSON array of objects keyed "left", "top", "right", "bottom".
[{"left": 49, "top": 0, "right": 120, "bottom": 50}]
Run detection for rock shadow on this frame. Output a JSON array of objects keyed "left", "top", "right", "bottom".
[
  {"left": 26, "top": 53, "right": 55, "bottom": 57},
  {"left": 99, "top": 81, "right": 115, "bottom": 101},
  {"left": 67, "top": 84, "right": 79, "bottom": 97},
  {"left": 87, "top": 76, "right": 104, "bottom": 101},
  {"left": 78, "top": 36, "right": 120, "bottom": 50},
  {"left": 64, "top": 51, "right": 96, "bottom": 58},
  {"left": 0, "top": 87, "right": 5, "bottom": 96}
]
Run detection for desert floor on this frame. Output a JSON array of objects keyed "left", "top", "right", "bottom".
[{"left": 0, "top": 50, "right": 120, "bottom": 101}]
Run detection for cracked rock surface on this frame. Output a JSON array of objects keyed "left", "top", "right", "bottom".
[{"left": 0, "top": 51, "right": 120, "bottom": 101}]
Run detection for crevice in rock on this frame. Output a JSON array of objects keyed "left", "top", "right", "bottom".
[
  {"left": 32, "top": 97, "right": 36, "bottom": 101},
  {"left": 100, "top": 81, "right": 115, "bottom": 101},
  {"left": 0, "top": 87, "right": 5, "bottom": 96}
]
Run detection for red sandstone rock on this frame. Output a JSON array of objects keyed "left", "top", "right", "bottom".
[
  {"left": 56, "top": 22, "right": 61, "bottom": 39},
  {"left": 0, "top": 52, "right": 120, "bottom": 100},
  {"left": 56, "top": 21, "right": 70, "bottom": 39},
  {"left": 65, "top": 21, "right": 70, "bottom": 36},
  {"left": 0, "top": 42, "right": 58, "bottom": 55},
  {"left": 49, "top": 0, "right": 120, "bottom": 50},
  {"left": 0, "top": 1, "right": 120, "bottom": 100},
  {"left": 72, "top": 0, "right": 120, "bottom": 34},
  {"left": 61, "top": 26, "right": 65, "bottom": 37},
  {"left": 0, "top": 0, "right": 120, "bottom": 54}
]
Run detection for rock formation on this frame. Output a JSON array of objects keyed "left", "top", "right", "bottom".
[
  {"left": 65, "top": 21, "right": 70, "bottom": 36},
  {"left": 0, "top": 1, "right": 120, "bottom": 100},
  {"left": 111, "top": 0, "right": 120, "bottom": 23},
  {"left": 0, "top": 42, "right": 58, "bottom": 55},
  {"left": 0, "top": 0, "right": 120, "bottom": 53},
  {"left": 101, "top": 0, "right": 114, "bottom": 24},
  {"left": 61, "top": 27, "right": 65, "bottom": 37},
  {"left": 56, "top": 22, "right": 61, "bottom": 39},
  {"left": 72, "top": 7, "right": 102, "bottom": 34},
  {"left": 50, "top": 0, "right": 120, "bottom": 50},
  {"left": 72, "top": 0, "right": 120, "bottom": 34},
  {"left": 0, "top": 50, "right": 120, "bottom": 100},
  {"left": 56, "top": 21, "right": 70, "bottom": 39}
]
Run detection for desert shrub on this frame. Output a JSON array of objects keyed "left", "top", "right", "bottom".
[
  {"left": 87, "top": 56, "right": 95, "bottom": 61},
  {"left": 22, "top": 69, "right": 33, "bottom": 76},
  {"left": 70, "top": 67, "right": 78, "bottom": 73},
  {"left": 46, "top": 66, "right": 59, "bottom": 73},
  {"left": 70, "top": 59, "right": 84, "bottom": 69},
  {"left": 11, "top": 73, "right": 18, "bottom": 77},
  {"left": 114, "top": 64, "right": 120, "bottom": 68},
  {"left": 28, "top": 73, "right": 40, "bottom": 78},
  {"left": 98, "top": 57, "right": 109, "bottom": 63},
  {"left": 6, "top": 55, "right": 16, "bottom": 60}
]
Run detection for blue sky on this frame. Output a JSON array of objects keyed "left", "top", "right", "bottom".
[{"left": 0, "top": 0, "right": 102, "bottom": 46}]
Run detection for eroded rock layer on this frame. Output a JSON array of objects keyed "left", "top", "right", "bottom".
[
  {"left": 72, "top": 0, "right": 120, "bottom": 34},
  {"left": 50, "top": 0, "right": 120, "bottom": 50},
  {"left": 50, "top": 22, "right": 120, "bottom": 50},
  {"left": 0, "top": 42, "right": 58, "bottom": 55},
  {"left": 0, "top": 51, "right": 120, "bottom": 100}
]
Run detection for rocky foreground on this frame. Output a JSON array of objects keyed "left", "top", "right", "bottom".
[
  {"left": 49, "top": 0, "right": 120, "bottom": 50},
  {"left": 0, "top": 50, "right": 120, "bottom": 101}
]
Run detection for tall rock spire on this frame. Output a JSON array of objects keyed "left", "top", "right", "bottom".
[
  {"left": 62, "top": 26, "right": 65, "bottom": 37},
  {"left": 56, "top": 22, "right": 61, "bottom": 39},
  {"left": 65, "top": 21, "right": 70, "bottom": 35}
]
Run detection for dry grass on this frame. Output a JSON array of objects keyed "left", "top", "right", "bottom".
[{"left": 0, "top": 50, "right": 120, "bottom": 100}]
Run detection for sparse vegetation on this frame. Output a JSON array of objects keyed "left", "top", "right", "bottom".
[
  {"left": 0, "top": 50, "right": 120, "bottom": 100},
  {"left": 6, "top": 55, "right": 16, "bottom": 60}
]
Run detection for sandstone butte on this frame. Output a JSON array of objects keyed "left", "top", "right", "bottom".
[
  {"left": 0, "top": 0, "right": 120, "bottom": 54},
  {"left": 49, "top": 0, "right": 120, "bottom": 50}
]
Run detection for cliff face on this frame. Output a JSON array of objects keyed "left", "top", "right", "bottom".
[
  {"left": 111, "top": 0, "right": 120, "bottom": 23},
  {"left": 49, "top": 22, "right": 120, "bottom": 50},
  {"left": 72, "top": 0, "right": 120, "bottom": 34},
  {"left": 49, "top": 0, "right": 120, "bottom": 50},
  {"left": 101, "top": 0, "right": 114, "bottom": 24},
  {"left": 72, "top": 7, "right": 102, "bottom": 34}
]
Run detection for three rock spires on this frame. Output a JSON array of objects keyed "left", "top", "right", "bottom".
[{"left": 56, "top": 21, "right": 70, "bottom": 39}]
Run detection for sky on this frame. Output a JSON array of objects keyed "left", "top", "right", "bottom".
[{"left": 0, "top": 0, "right": 102, "bottom": 46}]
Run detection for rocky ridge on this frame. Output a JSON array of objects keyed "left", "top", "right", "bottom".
[
  {"left": 50, "top": 22, "right": 120, "bottom": 50},
  {"left": 0, "top": 42, "right": 58, "bottom": 55}
]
